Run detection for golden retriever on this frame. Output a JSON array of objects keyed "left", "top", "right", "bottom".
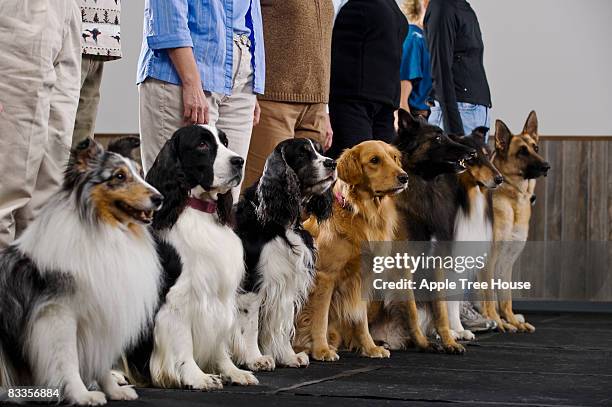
[{"left": 294, "top": 140, "right": 408, "bottom": 361}]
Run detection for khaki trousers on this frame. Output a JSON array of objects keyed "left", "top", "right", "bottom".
[
  {"left": 72, "top": 56, "right": 105, "bottom": 146},
  {"left": 139, "top": 39, "right": 256, "bottom": 202},
  {"left": 243, "top": 101, "right": 327, "bottom": 190},
  {"left": 0, "top": 0, "right": 81, "bottom": 248}
]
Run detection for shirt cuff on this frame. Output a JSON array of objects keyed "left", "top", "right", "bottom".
[{"left": 147, "top": 32, "right": 193, "bottom": 50}]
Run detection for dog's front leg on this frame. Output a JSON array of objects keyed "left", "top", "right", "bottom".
[
  {"left": 233, "top": 293, "right": 275, "bottom": 372},
  {"left": 215, "top": 345, "right": 259, "bottom": 386},
  {"left": 402, "top": 297, "right": 443, "bottom": 352},
  {"left": 432, "top": 299, "right": 466, "bottom": 354},
  {"left": 352, "top": 301, "right": 390, "bottom": 358},
  {"left": 28, "top": 305, "right": 107, "bottom": 406},
  {"left": 308, "top": 273, "right": 339, "bottom": 361},
  {"left": 150, "top": 306, "right": 222, "bottom": 390}
]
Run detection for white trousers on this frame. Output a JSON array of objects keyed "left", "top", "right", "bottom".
[{"left": 0, "top": 0, "right": 82, "bottom": 248}]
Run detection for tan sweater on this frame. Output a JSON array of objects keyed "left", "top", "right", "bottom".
[{"left": 259, "top": 0, "right": 334, "bottom": 104}]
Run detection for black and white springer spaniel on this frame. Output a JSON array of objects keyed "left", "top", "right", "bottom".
[
  {"left": 233, "top": 138, "right": 336, "bottom": 369},
  {"left": 122, "top": 125, "right": 259, "bottom": 389}
]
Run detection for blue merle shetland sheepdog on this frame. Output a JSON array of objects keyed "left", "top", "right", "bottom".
[{"left": 0, "top": 138, "right": 163, "bottom": 405}]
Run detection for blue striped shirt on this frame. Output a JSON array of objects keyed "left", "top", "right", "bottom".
[{"left": 137, "top": 0, "right": 265, "bottom": 95}]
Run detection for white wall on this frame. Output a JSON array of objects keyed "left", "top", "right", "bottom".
[{"left": 95, "top": 0, "right": 612, "bottom": 135}]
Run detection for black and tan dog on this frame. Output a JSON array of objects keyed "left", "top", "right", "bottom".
[
  {"left": 482, "top": 111, "right": 550, "bottom": 333},
  {"left": 368, "top": 110, "right": 477, "bottom": 354},
  {"left": 370, "top": 112, "right": 504, "bottom": 353}
]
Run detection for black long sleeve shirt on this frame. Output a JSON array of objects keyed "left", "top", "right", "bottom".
[
  {"left": 425, "top": 0, "right": 492, "bottom": 134},
  {"left": 330, "top": 0, "right": 408, "bottom": 107}
]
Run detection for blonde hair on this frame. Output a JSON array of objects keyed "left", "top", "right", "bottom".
[{"left": 401, "top": 0, "right": 423, "bottom": 23}]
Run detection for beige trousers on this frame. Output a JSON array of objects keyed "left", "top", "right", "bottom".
[
  {"left": 72, "top": 56, "right": 105, "bottom": 146},
  {"left": 0, "top": 0, "right": 81, "bottom": 248},
  {"left": 243, "top": 101, "right": 327, "bottom": 190},
  {"left": 139, "top": 38, "right": 256, "bottom": 201}
]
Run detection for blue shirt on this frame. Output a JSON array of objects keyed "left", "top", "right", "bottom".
[
  {"left": 233, "top": 0, "right": 251, "bottom": 36},
  {"left": 399, "top": 25, "right": 432, "bottom": 111},
  {"left": 137, "top": 0, "right": 265, "bottom": 95}
]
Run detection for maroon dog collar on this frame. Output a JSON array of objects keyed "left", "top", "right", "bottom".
[
  {"left": 335, "top": 191, "right": 351, "bottom": 211},
  {"left": 187, "top": 197, "right": 217, "bottom": 214}
]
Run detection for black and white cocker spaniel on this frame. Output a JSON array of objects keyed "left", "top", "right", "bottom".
[
  {"left": 233, "top": 138, "right": 336, "bottom": 369},
  {"left": 123, "top": 124, "right": 259, "bottom": 389}
]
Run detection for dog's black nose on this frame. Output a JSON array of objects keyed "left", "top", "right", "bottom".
[
  {"left": 494, "top": 175, "right": 504, "bottom": 185},
  {"left": 468, "top": 149, "right": 477, "bottom": 158},
  {"left": 151, "top": 194, "right": 164, "bottom": 207},
  {"left": 397, "top": 173, "right": 409, "bottom": 185},
  {"left": 324, "top": 159, "right": 337, "bottom": 170},
  {"left": 540, "top": 162, "right": 551, "bottom": 172},
  {"left": 231, "top": 156, "right": 245, "bottom": 168}
]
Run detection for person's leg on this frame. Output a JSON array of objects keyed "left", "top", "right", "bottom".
[
  {"left": 215, "top": 39, "right": 256, "bottom": 201},
  {"left": 458, "top": 102, "right": 491, "bottom": 141},
  {"left": 72, "top": 56, "right": 105, "bottom": 147},
  {"left": 139, "top": 78, "right": 187, "bottom": 172},
  {"left": 0, "top": 0, "right": 80, "bottom": 246},
  {"left": 371, "top": 104, "right": 397, "bottom": 144},
  {"left": 428, "top": 101, "right": 444, "bottom": 130},
  {"left": 17, "top": 0, "right": 82, "bottom": 236},
  {"left": 327, "top": 98, "right": 373, "bottom": 159},
  {"left": 294, "top": 103, "right": 327, "bottom": 146},
  {"left": 242, "top": 101, "right": 302, "bottom": 190}
]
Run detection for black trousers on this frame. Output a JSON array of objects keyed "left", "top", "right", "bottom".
[{"left": 327, "top": 97, "right": 396, "bottom": 159}]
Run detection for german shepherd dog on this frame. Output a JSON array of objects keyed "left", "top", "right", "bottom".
[
  {"left": 481, "top": 111, "right": 550, "bottom": 333},
  {"left": 367, "top": 110, "right": 477, "bottom": 354}
]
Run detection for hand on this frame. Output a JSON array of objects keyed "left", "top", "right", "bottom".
[
  {"left": 182, "top": 83, "right": 209, "bottom": 125},
  {"left": 253, "top": 100, "right": 261, "bottom": 126},
  {"left": 323, "top": 114, "right": 333, "bottom": 151}
]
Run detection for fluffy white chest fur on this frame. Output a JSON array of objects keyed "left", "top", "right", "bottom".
[
  {"left": 454, "top": 188, "right": 492, "bottom": 243},
  {"left": 160, "top": 207, "right": 245, "bottom": 367},
  {"left": 255, "top": 230, "right": 314, "bottom": 365},
  {"left": 16, "top": 198, "right": 161, "bottom": 383}
]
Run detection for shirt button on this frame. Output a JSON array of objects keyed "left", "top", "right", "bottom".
[{"left": 464, "top": 88, "right": 468, "bottom": 92}]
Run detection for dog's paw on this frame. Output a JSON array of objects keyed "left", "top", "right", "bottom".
[
  {"left": 515, "top": 321, "right": 536, "bottom": 333},
  {"left": 362, "top": 345, "right": 391, "bottom": 359},
  {"left": 106, "top": 385, "right": 138, "bottom": 401},
  {"left": 420, "top": 341, "right": 445, "bottom": 354},
  {"left": 312, "top": 347, "right": 340, "bottom": 362},
  {"left": 282, "top": 352, "right": 310, "bottom": 368},
  {"left": 69, "top": 390, "right": 107, "bottom": 406},
  {"left": 184, "top": 372, "right": 223, "bottom": 391},
  {"left": 247, "top": 355, "right": 275, "bottom": 372},
  {"left": 453, "top": 329, "right": 475, "bottom": 341},
  {"left": 223, "top": 369, "right": 259, "bottom": 386},
  {"left": 296, "top": 351, "right": 310, "bottom": 367},
  {"left": 111, "top": 370, "right": 128, "bottom": 386},
  {"left": 442, "top": 340, "right": 466, "bottom": 355}
]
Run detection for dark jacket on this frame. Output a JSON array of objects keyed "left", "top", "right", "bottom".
[
  {"left": 330, "top": 0, "right": 408, "bottom": 107},
  {"left": 425, "top": 0, "right": 492, "bottom": 134}
]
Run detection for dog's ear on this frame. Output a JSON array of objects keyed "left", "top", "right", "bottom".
[
  {"left": 397, "top": 109, "right": 421, "bottom": 133},
  {"left": 216, "top": 190, "right": 234, "bottom": 226},
  {"left": 337, "top": 148, "right": 363, "bottom": 185},
  {"left": 69, "top": 138, "right": 105, "bottom": 173},
  {"left": 304, "top": 187, "right": 333, "bottom": 222},
  {"left": 522, "top": 111, "right": 539, "bottom": 143},
  {"left": 64, "top": 138, "right": 105, "bottom": 189},
  {"left": 495, "top": 120, "right": 513, "bottom": 155},
  {"left": 146, "top": 136, "right": 188, "bottom": 230},
  {"left": 107, "top": 136, "right": 141, "bottom": 160},
  {"left": 257, "top": 147, "right": 300, "bottom": 228},
  {"left": 471, "top": 127, "right": 490, "bottom": 143}
]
